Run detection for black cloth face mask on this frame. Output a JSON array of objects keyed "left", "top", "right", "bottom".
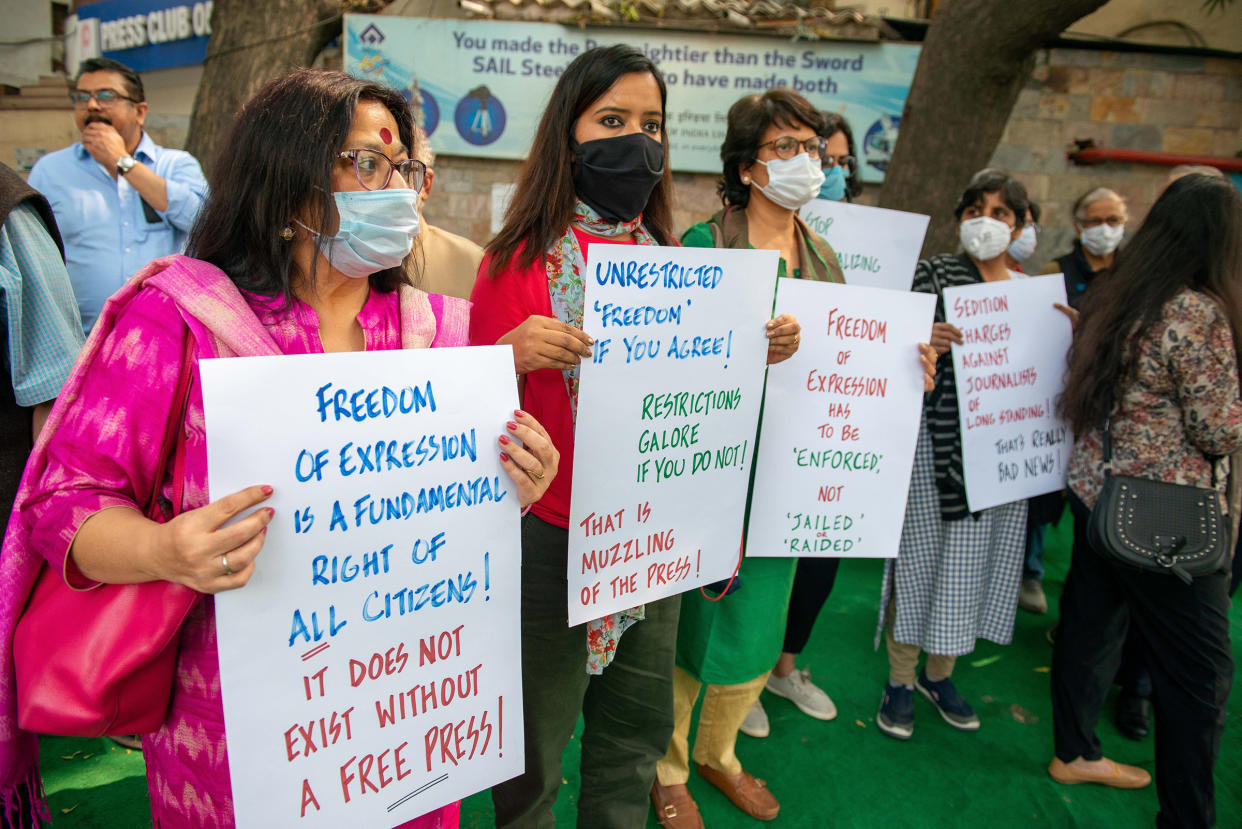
[{"left": 571, "top": 132, "right": 666, "bottom": 223}]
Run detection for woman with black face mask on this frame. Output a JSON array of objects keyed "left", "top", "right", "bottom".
[{"left": 470, "top": 45, "right": 800, "bottom": 828}]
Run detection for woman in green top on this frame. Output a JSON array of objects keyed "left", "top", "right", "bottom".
[{"left": 651, "top": 88, "right": 844, "bottom": 828}]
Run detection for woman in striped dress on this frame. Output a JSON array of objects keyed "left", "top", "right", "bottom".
[{"left": 875, "top": 169, "right": 1035, "bottom": 740}]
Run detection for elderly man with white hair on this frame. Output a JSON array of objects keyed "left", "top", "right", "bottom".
[
  {"left": 412, "top": 127, "right": 485, "bottom": 300},
  {"left": 1043, "top": 186, "right": 1127, "bottom": 308}
]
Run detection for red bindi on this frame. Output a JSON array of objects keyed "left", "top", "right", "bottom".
[{"left": 379, "top": 127, "right": 392, "bottom": 145}]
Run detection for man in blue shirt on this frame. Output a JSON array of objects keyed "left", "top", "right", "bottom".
[{"left": 28, "top": 57, "right": 207, "bottom": 334}]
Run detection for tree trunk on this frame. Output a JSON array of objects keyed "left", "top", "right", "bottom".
[
  {"left": 186, "top": 0, "right": 341, "bottom": 177},
  {"left": 878, "top": 0, "right": 1108, "bottom": 256}
]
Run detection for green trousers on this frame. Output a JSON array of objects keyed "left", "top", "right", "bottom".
[{"left": 491, "top": 513, "right": 681, "bottom": 828}]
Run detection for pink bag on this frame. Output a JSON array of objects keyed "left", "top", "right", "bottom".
[{"left": 13, "top": 335, "right": 201, "bottom": 736}]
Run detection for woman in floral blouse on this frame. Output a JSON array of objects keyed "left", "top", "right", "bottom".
[{"left": 1050, "top": 173, "right": 1242, "bottom": 827}]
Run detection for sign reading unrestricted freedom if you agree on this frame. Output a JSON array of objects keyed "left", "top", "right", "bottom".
[
  {"left": 201, "top": 347, "right": 523, "bottom": 829},
  {"left": 569, "top": 244, "right": 778, "bottom": 625},
  {"left": 747, "top": 279, "right": 934, "bottom": 558},
  {"left": 944, "top": 275, "right": 1074, "bottom": 512}
]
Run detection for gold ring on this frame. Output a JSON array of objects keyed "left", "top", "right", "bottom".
[
  {"left": 527, "top": 467, "right": 545, "bottom": 481},
  {"left": 222, "top": 554, "right": 232, "bottom": 576}
]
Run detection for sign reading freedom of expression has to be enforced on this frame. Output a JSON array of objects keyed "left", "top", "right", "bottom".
[
  {"left": 798, "top": 199, "right": 930, "bottom": 292},
  {"left": 201, "top": 347, "right": 523, "bottom": 829},
  {"left": 747, "top": 279, "right": 935, "bottom": 559},
  {"left": 344, "top": 14, "right": 920, "bottom": 181},
  {"left": 944, "top": 275, "right": 1075, "bottom": 513},
  {"left": 569, "top": 245, "right": 779, "bottom": 625}
]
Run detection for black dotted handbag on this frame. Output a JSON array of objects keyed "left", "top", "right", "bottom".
[{"left": 1086, "top": 416, "right": 1229, "bottom": 584}]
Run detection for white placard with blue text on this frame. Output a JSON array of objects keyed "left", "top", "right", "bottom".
[
  {"left": 202, "top": 347, "right": 523, "bottom": 829},
  {"left": 746, "top": 278, "right": 934, "bottom": 558},
  {"left": 944, "top": 275, "right": 1074, "bottom": 512},
  {"left": 568, "top": 245, "right": 778, "bottom": 625},
  {"left": 798, "top": 199, "right": 930, "bottom": 291},
  {"left": 344, "top": 14, "right": 920, "bottom": 181}
]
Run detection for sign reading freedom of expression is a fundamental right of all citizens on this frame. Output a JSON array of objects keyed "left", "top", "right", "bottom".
[
  {"left": 201, "top": 347, "right": 523, "bottom": 829},
  {"left": 344, "top": 14, "right": 919, "bottom": 181},
  {"left": 746, "top": 278, "right": 935, "bottom": 558},
  {"left": 798, "top": 199, "right": 930, "bottom": 292},
  {"left": 568, "top": 245, "right": 779, "bottom": 625},
  {"left": 943, "top": 275, "right": 1075, "bottom": 512}
]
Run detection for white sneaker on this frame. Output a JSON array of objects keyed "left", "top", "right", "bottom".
[
  {"left": 1019, "top": 578, "right": 1048, "bottom": 614},
  {"left": 739, "top": 698, "right": 770, "bottom": 738},
  {"left": 765, "top": 669, "right": 838, "bottom": 721}
]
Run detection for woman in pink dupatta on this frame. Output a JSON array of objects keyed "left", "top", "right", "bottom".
[{"left": 0, "top": 69, "right": 559, "bottom": 828}]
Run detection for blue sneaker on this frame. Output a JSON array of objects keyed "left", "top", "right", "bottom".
[
  {"left": 915, "top": 670, "right": 980, "bottom": 731},
  {"left": 877, "top": 682, "right": 914, "bottom": 740}
]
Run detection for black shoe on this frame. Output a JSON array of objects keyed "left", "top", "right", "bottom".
[{"left": 1115, "top": 692, "right": 1150, "bottom": 741}]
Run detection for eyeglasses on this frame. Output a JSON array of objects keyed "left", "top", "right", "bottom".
[
  {"left": 823, "top": 154, "right": 856, "bottom": 171},
  {"left": 69, "top": 89, "right": 140, "bottom": 107},
  {"left": 1078, "top": 216, "right": 1125, "bottom": 228},
  {"left": 758, "top": 136, "right": 829, "bottom": 162},
  {"left": 338, "top": 149, "right": 426, "bottom": 192}
]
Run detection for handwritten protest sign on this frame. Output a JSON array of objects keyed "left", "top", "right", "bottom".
[
  {"left": 798, "top": 200, "right": 929, "bottom": 291},
  {"left": 944, "top": 274, "right": 1074, "bottom": 512},
  {"left": 568, "top": 245, "right": 778, "bottom": 625},
  {"left": 747, "top": 278, "right": 934, "bottom": 558},
  {"left": 201, "top": 347, "right": 523, "bottom": 829}
]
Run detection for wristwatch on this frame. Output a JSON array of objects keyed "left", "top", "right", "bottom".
[{"left": 116, "top": 155, "right": 137, "bottom": 176}]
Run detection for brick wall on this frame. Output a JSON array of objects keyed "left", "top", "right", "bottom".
[{"left": 426, "top": 45, "right": 1242, "bottom": 273}]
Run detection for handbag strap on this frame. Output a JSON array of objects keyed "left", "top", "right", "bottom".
[{"left": 144, "top": 331, "right": 196, "bottom": 522}]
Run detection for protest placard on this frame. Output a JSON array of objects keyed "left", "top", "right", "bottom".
[
  {"left": 747, "top": 278, "right": 934, "bottom": 558},
  {"left": 568, "top": 245, "right": 779, "bottom": 625},
  {"left": 943, "top": 274, "right": 1074, "bottom": 513},
  {"left": 201, "top": 346, "right": 523, "bottom": 829},
  {"left": 798, "top": 200, "right": 930, "bottom": 291}
]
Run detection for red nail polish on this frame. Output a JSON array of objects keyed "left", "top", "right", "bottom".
[
  {"left": 267, "top": 507, "right": 275, "bottom": 517},
  {"left": 506, "top": 421, "right": 518, "bottom": 431},
  {"left": 500, "top": 452, "right": 510, "bottom": 462},
  {"left": 499, "top": 434, "right": 511, "bottom": 445},
  {"left": 514, "top": 409, "right": 527, "bottom": 418},
  {"left": 261, "top": 485, "right": 273, "bottom": 495}
]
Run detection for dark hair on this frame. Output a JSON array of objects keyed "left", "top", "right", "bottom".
[
  {"left": 486, "top": 45, "right": 673, "bottom": 277},
  {"left": 75, "top": 57, "right": 144, "bottom": 102},
  {"left": 186, "top": 69, "right": 417, "bottom": 302},
  {"left": 719, "top": 89, "right": 825, "bottom": 207},
  {"left": 821, "top": 112, "right": 861, "bottom": 200},
  {"left": 1028, "top": 200, "right": 1041, "bottom": 225},
  {"left": 1059, "top": 174, "right": 1242, "bottom": 435},
  {"left": 953, "top": 168, "right": 1029, "bottom": 227}
]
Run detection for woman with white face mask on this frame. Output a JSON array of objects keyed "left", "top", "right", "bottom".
[
  {"left": 876, "top": 169, "right": 1035, "bottom": 742},
  {"left": 653, "top": 89, "right": 936, "bottom": 827},
  {"left": 1046, "top": 187, "right": 1127, "bottom": 308},
  {"left": 1004, "top": 202, "right": 1041, "bottom": 272}
]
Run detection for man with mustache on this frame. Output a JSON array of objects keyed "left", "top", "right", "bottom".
[{"left": 29, "top": 58, "right": 207, "bottom": 334}]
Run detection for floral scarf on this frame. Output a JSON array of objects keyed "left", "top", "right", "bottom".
[{"left": 546, "top": 201, "right": 655, "bottom": 674}]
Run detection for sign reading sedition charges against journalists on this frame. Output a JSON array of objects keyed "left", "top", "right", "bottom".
[
  {"left": 200, "top": 347, "right": 523, "bottom": 829},
  {"left": 568, "top": 245, "right": 779, "bottom": 625},
  {"left": 343, "top": 15, "right": 919, "bottom": 182},
  {"left": 747, "top": 279, "right": 935, "bottom": 559},
  {"left": 798, "top": 199, "right": 930, "bottom": 291},
  {"left": 943, "top": 275, "right": 1075, "bottom": 513}
]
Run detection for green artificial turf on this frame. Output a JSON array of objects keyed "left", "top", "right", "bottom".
[{"left": 40, "top": 511, "right": 1242, "bottom": 827}]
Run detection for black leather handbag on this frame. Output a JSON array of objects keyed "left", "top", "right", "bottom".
[{"left": 1087, "top": 417, "right": 1229, "bottom": 584}]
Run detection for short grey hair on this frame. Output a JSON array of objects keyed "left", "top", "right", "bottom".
[
  {"left": 414, "top": 126, "right": 435, "bottom": 169},
  {"left": 1167, "top": 164, "right": 1223, "bottom": 183},
  {"left": 1073, "top": 187, "right": 1126, "bottom": 222}
]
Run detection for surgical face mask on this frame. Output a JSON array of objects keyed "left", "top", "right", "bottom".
[
  {"left": 572, "top": 133, "right": 665, "bottom": 223},
  {"left": 754, "top": 153, "right": 826, "bottom": 210},
  {"left": 299, "top": 189, "right": 421, "bottom": 279},
  {"left": 1008, "top": 224, "right": 1037, "bottom": 262},
  {"left": 1080, "top": 223, "right": 1124, "bottom": 257},
  {"left": 959, "top": 216, "right": 1013, "bottom": 262},
  {"left": 819, "top": 165, "right": 848, "bottom": 202}
]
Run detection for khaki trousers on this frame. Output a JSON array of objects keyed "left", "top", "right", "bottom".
[
  {"left": 655, "top": 666, "right": 768, "bottom": 785},
  {"left": 885, "top": 596, "right": 956, "bottom": 686}
]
